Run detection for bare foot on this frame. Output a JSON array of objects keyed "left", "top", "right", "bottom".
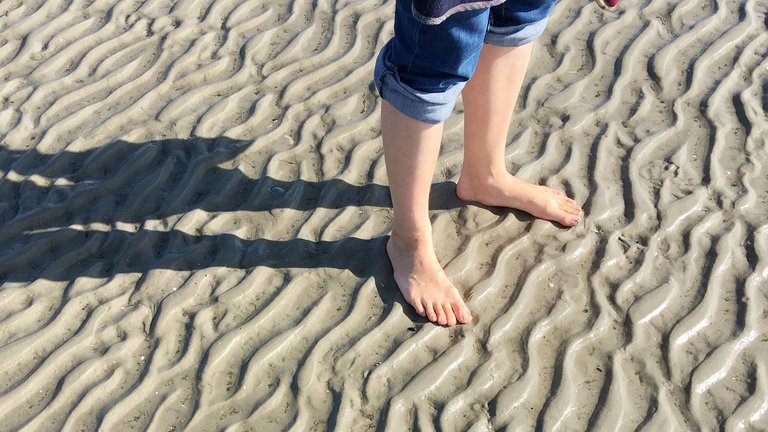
[
  {"left": 386, "top": 235, "right": 472, "bottom": 326},
  {"left": 456, "top": 173, "right": 582, "bottom": 226}
]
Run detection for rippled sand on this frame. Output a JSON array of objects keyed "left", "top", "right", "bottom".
[{"left": 1, "top": 0, "right": 767, "bottom": 430}]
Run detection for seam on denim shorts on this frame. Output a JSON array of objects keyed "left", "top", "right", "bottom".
[
  {"left": 487, "top": 3, "right": 502, "bottom": 32},
  {"left": 488, "top": 4, "right": 494, "bottom": 28},
  {"left": 406, "top": 20, "right": 423, "bottom": 76},
  {"left": 373, "top": 45, "right": 388, "bottom": 93}
]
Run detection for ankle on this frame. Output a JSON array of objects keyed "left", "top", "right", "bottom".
[
  {"left": 458, "top": 170, "right": 507, "bottom": 198},
  {"left": 389, "top": 229, "right": 433, "bottom": 249},
  {"left": 460, "top": 165, "right": 509, "bottom": 186}
]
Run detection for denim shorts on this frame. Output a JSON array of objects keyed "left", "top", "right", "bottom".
[{"left": 374, "top": 0, "right": 557, "bottom": 124}]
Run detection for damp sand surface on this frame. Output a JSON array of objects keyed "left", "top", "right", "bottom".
[{"left": 0, "top": 0, "right": 767, "bottom": 430}]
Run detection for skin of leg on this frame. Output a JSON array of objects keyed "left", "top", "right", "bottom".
[
  {"left": 381, "top": 100, "right": 472, "bottom": 326},
  {"left": 457, "top": 43, "right": 582, "bottom": 226}
]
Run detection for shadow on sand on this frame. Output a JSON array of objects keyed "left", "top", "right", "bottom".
[{"left": 0, "top": 136, "right": 479, "bottom": 319}]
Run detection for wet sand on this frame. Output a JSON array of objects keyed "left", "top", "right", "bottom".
[{"left": 0, "top": 0, "right": 767, "bottom": 430}]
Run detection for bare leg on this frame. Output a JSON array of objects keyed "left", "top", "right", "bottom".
[
  {"left": 381, "top": 100, "right": 472, "bottom": 326},
  {"left": 457, "top": 43, "right": 582, "bottom": 226}
]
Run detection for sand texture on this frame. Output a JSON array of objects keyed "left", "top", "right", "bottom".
[{"left": 1, "top": 0, "right": 767, "bottom": 430}]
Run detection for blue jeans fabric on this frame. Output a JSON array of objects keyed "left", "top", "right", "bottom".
[{"left": 374, "top": 0, "right": 557, "bottom": 124}]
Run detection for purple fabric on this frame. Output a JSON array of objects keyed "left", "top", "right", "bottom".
[
  {"left": 412, "top": 0, "right": 557, "bottom": 24},
  {"left": 412, "top": 0, "right": 505, "bottom": 24}
]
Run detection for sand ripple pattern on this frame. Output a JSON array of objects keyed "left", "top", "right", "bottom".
[{"left": 0, "top": 0, "right": 766, "bottom": 430}]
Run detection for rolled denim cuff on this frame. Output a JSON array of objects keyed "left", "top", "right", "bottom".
[
  {"left": 485, "top": 17, "right": 549, "bottom": 47},
  {"left": 374, "top": 42, "right": 463, "bottom": 124}
]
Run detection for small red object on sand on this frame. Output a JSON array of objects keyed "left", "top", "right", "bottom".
[{"left": 595, "top": 0, "right": 619, "bottom": 9}]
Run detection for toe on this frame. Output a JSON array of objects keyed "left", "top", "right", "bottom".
[
  {"left": 435, "top": 304, "right": 448, "bottom": 326},
  {"left": 571, "top": 203, "right": 582, "bottom": 215},
  {"left": 426, "top": 303, "right": 438, "bottom": 323},
  {"left": 562, "top": 197, "right": 579, "bottom": 211},
  {"left": 450, "top": 298, "right": 471, "bottom": 324},
  {"left": 561, "top": 214, "right": 579, "bottom": 226},
  {"left": 458, "top": 304, "right": 472, "bottom": 324},
  {"left": 560, "top": 199, "right": 582, "bottom": 221},
  {"left": 444, "top": 303, "right": 457, "bottom": 326},
  {"left": 412, "top": 298, "right": 426, "bottom": 317}
]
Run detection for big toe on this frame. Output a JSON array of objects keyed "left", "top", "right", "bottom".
[
  {"left": 456, "top": 306, "right": 472, "bottom": 324},
  {"left": 561, "top": 214, "right": 580, "bottom": 226},
  {"left": 559, "top": 198, "right": 582, "bottom": 221},
  {"left": 450, "top": 298, "right": 472, "bottom": 324}
]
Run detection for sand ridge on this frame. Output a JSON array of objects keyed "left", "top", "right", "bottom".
[{"left": 1, "top": 0, "right": 767, "bottom": 430}]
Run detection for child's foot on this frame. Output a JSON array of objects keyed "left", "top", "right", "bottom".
[
  {"left": 456, "top": 173, "right": 582, "bottom": 226},
  {"left": 595, "top": 0, "right": 619, "bottom": 10},
  {"left": 386, "top": 234, "right": 472, "bottom": 326}
]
